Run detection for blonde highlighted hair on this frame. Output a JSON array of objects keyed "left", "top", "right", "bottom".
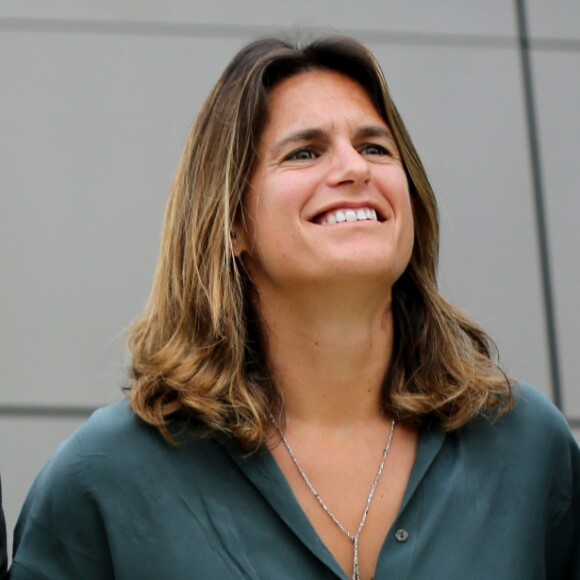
[{"left": 129, "top": 35, "right": 513, "bottom": 449}]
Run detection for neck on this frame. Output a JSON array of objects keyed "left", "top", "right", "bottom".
[{"left": 257, "top": 281, "right": 394, "bottom": 428}]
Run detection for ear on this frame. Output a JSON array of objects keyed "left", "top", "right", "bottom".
[{"left": 231, "top": 222, "right": 248, "bottom": 257}]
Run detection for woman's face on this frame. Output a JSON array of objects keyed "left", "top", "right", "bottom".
[{"left": 236, "top": 69, "right": 414, "bottom": 295}]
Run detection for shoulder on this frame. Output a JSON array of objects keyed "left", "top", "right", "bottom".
[
  {"left": 17, "top": 398, "right": 235, "bottom": 515},
  {"left": 511, "top": 381, "right": 569, "bottom": 429},
  {"left": 460, "top": 382, "right": 579, "bottom": 507},
  {"left": 14, "top": 398, "right": 189, "bottom": 536},
  {"left": 71, "top": 396, "right": 157, "bottom": 450},
  {"left": 498, "top": 381, "right": 576, "bottom": 451},
  {"left": 31, "top": 398, "right": 217, "bottom": 491},
  {"left": 461, "top": 381, "right": 573, "bottom": 442},
  {"left": 14, "top": 399, "right": 157, "bottom": 521},
  {"left": 12, "top": 399, "right": 225, "bottom": 577},
  {"left": 9, "top": 403, "right": 144, "bottom": 577},
  {"left": 506, "top": 384, "right": 580, "bottom": 576},
  {"left": 511, "top": 380, "right": 580, "bottom": 487},
  {"left": 452, "top": 381, "right": 579, "bottom": 486},
  {"left": 24, "top": 399, "right": 158, "bottom": 489}
]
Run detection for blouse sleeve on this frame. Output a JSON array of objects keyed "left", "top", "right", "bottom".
[{"left": 10, "top": 436, "right": 115, "bottom": 580}]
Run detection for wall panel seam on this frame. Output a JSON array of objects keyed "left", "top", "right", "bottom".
[
  {"left": 0, "top": 17, "right": 519, "bottom": 49},
  {"left": 515, "top": 0, "right": 564, "bottom": 410},
  {"left": 0, "top": 405, "right": 98, "bottom": 418},
  {"left": 1, "top": 405, "right": 578, "bottom": 428}
]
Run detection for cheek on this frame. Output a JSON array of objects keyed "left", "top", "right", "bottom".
[
  {"left": 268, "top": 175, "right": 310, "bottom": 215},
  {"left": 402, "top": 196, "right": 416, "bottom": 268},
  {"left": 248, "top": 178, "right": 308, "bottom": 241},
  {"left": 248, "top": 174, "right": 301, "bottom": 219},
  {"left": 405, "top": 217, "right": 415, "bottom": 263},
  {"left": 240, "top": 194, "right": 294, "bottom": 267},
  {"left": 393, "top": 180, "right": 415, "bottom": 262}
]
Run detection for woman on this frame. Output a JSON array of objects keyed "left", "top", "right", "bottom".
[{"left": 11, "top": 36, "right": 579, "bottom": 579}]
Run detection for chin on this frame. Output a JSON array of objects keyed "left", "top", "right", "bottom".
[
  {"left": 328, "top": 248, "right": 407, "bottom": 273},
  {"left": 316, "top": 259, "right": 405, "bottom": 286}
]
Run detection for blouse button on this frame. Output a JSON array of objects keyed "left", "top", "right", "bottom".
[{"left": 395, "top": 529, "right": 409, "bottom": 543}]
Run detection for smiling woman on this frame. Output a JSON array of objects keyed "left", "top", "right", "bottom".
[{"left": 10, "top": 36, "right": 580, "bottom": 580}]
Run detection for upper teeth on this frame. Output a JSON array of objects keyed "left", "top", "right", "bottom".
[{"left": 321, "top": 208, "right": 378, "bottom": 225}]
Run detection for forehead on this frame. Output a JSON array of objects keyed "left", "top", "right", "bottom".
[{"left": 262, "top": 69, "right": 386, "bottom": 138}]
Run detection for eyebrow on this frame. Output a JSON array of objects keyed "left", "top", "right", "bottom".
[
  {"left": 355, "top": 125, "right": 395, "bottom": 141},
  {"left": 270, "top": 124, "right": 396, "bottom": 158},
  {"left": 271, "top": 128, "right": 327, "bottom": 158}
]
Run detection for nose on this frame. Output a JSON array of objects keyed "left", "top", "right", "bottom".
[{"left": 326, "top": 142, "right": 370, "bottom": 188}]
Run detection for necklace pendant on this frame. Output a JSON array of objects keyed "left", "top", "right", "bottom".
[{"left": 352, "top": 537, "right": 360, "bottom": 580}]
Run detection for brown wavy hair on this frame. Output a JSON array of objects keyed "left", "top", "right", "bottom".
[{"left": 128, "top": 35, "right": 514, "bottom": 449}]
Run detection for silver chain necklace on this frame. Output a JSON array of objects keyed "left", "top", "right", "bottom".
[{"left": 270, "top": 416, "right": 396, "bottom": 580}]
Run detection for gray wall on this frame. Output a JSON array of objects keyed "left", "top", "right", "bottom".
[{"left": 1, "top": 0, "right": 579, "bottom": 559}]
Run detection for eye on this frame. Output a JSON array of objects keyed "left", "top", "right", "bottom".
[
  {"left": 360, "top": 143, "right": 389, "bottom": 156},
  {"left": 286, "top": 148, "right": 317, "bottom": 161}
]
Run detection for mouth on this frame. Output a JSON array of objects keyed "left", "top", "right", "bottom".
[{"left": 313, "top": 206, "right": 386, "bottom": 226}]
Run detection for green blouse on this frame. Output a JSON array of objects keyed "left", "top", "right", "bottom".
[{"left": 10, "top": 384, "right": 580, "bottom": 579}]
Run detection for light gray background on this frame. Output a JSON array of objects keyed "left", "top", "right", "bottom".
[{"left": 1, "top": 0, "right": 578, "bottom": 560}]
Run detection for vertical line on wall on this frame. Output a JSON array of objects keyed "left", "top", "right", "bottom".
[{"left": 515, "top": 0, "right": 563, "bottom": 410}]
